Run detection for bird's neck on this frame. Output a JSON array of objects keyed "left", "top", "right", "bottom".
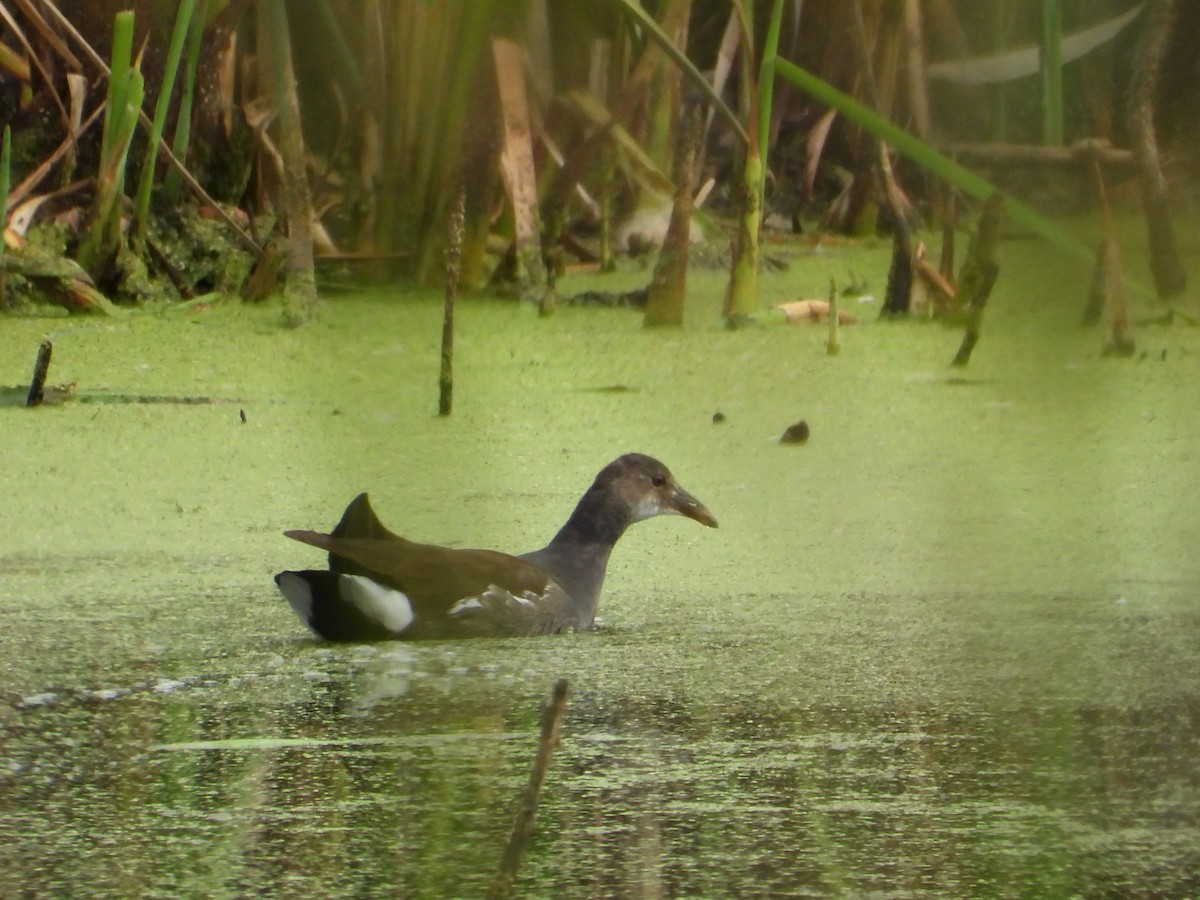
[
  {"left": 520, "top": 486, "right": 632, "bottom": 621},
  {"left": 548, "top": 484, "right": 634, "bottom": 549}
]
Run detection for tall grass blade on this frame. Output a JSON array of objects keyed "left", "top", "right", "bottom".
[
  {"left": 163, "top": 0, "right": 211, "bottom": 202},
  {"left": 78, "top": 11, "right": 144, "bottom": 279},
  {"left": 133, "top": 0, "right": 196, "bottom": 247},
  {"left": 758, "top": 0, "right": 786, "bottom": 174},
  {"left": 103, "top": 11, "right": 135, "bottom": 153}
]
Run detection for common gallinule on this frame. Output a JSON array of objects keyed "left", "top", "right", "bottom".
[{"left": 275, "top": 453, "right": 717, "bottom": 640}]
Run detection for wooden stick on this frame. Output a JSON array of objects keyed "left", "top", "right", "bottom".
[
  {"left": 487, "top": 679, "right": 570, "bottom": 900},
  {"left": 26, "top": 339, "right": 52, "bottom": 407}
]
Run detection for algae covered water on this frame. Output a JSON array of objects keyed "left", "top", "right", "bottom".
[{"left": 2, "top": 232, "right": 1199, "bottom": 896}]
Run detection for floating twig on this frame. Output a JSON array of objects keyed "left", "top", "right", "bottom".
[{"left": 487, "top": 679, "right": 570, "bottom": 900}]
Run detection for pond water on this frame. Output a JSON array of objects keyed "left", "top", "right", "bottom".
[{"left": 2, "top": 227, "right": 1199, "bottom": 897}]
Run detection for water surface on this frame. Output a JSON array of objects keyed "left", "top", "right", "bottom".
[{"left": 2, "top": 230, "right": 1199, "bottom": 896}]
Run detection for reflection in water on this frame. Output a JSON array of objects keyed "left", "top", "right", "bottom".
[{"left": 2, "top": 618, "right": 1199, "bottom": 897}]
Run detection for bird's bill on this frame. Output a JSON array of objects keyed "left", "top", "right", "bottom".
[{"left": 670, "top": 485, "right": 718, "bottom": 528}]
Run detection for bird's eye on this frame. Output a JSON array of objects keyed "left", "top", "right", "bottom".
[{"left": 651, "top": 474, "right": 666, "bottom": 487}]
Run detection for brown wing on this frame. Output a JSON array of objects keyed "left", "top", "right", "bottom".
[{"left": 283, "top": 530, "right": 553, "bottom": 617}]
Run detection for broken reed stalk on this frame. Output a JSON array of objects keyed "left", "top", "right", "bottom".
[
  {"left": 950, "top": 264, "right": 999, "bottom": 366},
  {"left": 541, "top": 246, "right": 559, "bottom": 317},
  {"left": 264, "top": 0, "right": 317, "bottom": 325},
  {"left": 938, "top": 186, "right": 956, "bottom": 282},
  {"left": 1085, "top": 152, "right": 1135, "bottom": 355},
  {"left": 487, "top": 678, "right": 570, "bottom": 900},
  {"left": 1, "top": 124, "right": 9, "bottom": 309},
  {"left": 1082, "top": 239, "right": 1111, "bottom": 326},
  {"left": 598, "top": 153, "right": 616, "bottom": 272},
  {"left": 493, "top": 36, "right": 546, "bottom": 305},
  {"left": 644, "top": 104, "right": 701, "bottom": 328},
  {"left": 951, "top": 194, "right": 1006, "bottom": 367},
  {"left": 826, "top": 278, "right": 841, "bottom": 356},
  {"left": 881, "top": 223, "right": 913, "bottom": 316},
  {"left": 1099, "top": 237, "right": 1134, "bottom": 356},
  {"left": 439, "top": 186, "right": 465, "bottom": 417},
  {"left": 1127, "top": 0, "right": 1186, "bottom": 299},
  {"left": 1082, "top": 156, "right": 1114, "bottom": 330},
  {"left": 26, "top": 339, "right": 52, "bottom": 407}
]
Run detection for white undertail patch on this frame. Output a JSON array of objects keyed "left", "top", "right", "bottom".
[
  {"left": 277, "top": 572, "right": 315, "bottom": 622},
  {"left": 340, "top": 574, "right": 415, "bottom": 634}
]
